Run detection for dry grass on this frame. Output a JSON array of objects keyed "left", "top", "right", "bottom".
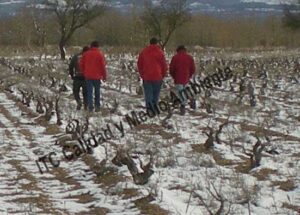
[
  {"left": 5, "top": 160, "right": 59, "bottom": 213},
  {"left": 5, "top": 92, "right": 38, "bottom": 118},
  {"left": 234, "top": 161, "right": 252, "bottom": 174},
  {"left": 282, "top": 202, "right": 300, "bottom": 213},
  {"left": 7, "top": 160, "right": 41, "bottom": 191},
  {"left": 17, "top": 105, "right": 39, "bottom": 118},
  {"left": 272, "top": 180, "right": 297, "bottom": 191},
  {"left": 65, "top": 193, "right": 95, "bottom": 204},
  {"left": 51, "top": 167, "right": 82, "bottom": 190},
  {"left": 120, "top": 188, "right": 140, "bottom": 199},
  {"left": 135, "top": 124, "right": 177, "bottom": 140},
  {"left": 134, "top": 195, "right": 170, "bottom": 215},
  {"left": 0, "top": 104, "right": 19, "bottom": 125},
  {"left": 191, "top": 144, "right": 236, "bottom": 166},
  {"left": 215, "top": 117, "right": 300, "bottom": 142},
  {"left": 96, "top": 169, "right": 125, "bottom": 188},
  {"left": 43, "top": 124, "right": 61, "bottom": 135},
  {"left": 4, "top": 129, "right": 13, "bottom": 139},
  {"left": 191, "top": 144, "right": 209, "bottom": 154},
  {"left": 0, "top": 120, "right": 5, "bottom": 128},
  {"left": 251, "top": 168, "right": 277, "bottom": 181},
  {"left": 8, "top": 195, "right": 58, "bottom": 214},
  {"left": 19, "top": 129, "right": 34, "bottom": 140},
  {"left": 292, "top": 152, "right": 300, "bottom": 158},
  {"left": 172, "top": 136, "right": 187, "bottom": 145},
  {"left": 81, "top": 155, "right": 126, "bottom": 188},
  {"left": 88, "top": 207, "right": 110, "bottom": 214},
  {"left": 211, "top": 151, "right": 236, "bottom": 166}
]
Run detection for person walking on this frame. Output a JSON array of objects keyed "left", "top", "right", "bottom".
[
  {"left": 80, "top": 41, "right": 107, "bottom": 112},
  {"left": 137, "top": 37, "right": 168, "bottom": 110},
  {"left": 170, "top": 45, "right": 196, "bottom": 115},
  {"left": 69, "top": 46, "right": 89, "bottom": 110}
]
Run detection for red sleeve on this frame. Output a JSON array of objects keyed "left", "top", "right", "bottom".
[
  {"left": 137, "top": 52, "right": 144, "bottom": 79},
  {"left": 190, "top": 56, "right": 195, "bottom": 78},
  {"left": 100, "top": 53, "right": 106, "bottom": 80}
]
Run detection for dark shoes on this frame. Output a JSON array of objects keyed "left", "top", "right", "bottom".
[
  {"left": 179, "top": 100, "right": 196, "bottom": 116},
  {"left": 76, "top": 102, "right": 88, "bottom": 111},
  {"left": 76, "top": 102, "right": 82, "bottom": 110},
  {"left": 190, "top": 99, "right": 196, "bottom": 110},
  {"left": 88, "top": 107, "right": 100, "bottom": 113},
  {"left": 180, "top": 105, "right": 186, "bottom": 115},
  {"left": 95, "top": 107, "right": 101, "bottom": 112}
]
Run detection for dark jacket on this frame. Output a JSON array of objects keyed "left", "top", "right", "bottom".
[
  {"left": 170, "top": 50, "right": 195, "bottom": 85},
  {"left": 80, "top": 47, "right": 106, "bottom": 80},
  {"left": 137, "top": 44, "right": 168, "bottom": 81},
  {"left": 69, "top": 53, "right": 85, "bottom": 81}
]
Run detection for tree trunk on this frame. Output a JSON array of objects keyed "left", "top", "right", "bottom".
[{"left": 59, "top": 41, "right": 66, "bottom": 60}]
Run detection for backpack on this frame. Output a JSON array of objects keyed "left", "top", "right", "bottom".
[{"left": 74, "top": 54, "right": 84, "bottom": 77}]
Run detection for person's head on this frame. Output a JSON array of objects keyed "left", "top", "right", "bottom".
[
  {"left": 150, "top": 37, "right": 159, "bottom": 45},
  {"left": 82, "top": 46, "right": 89, "bottom": 53},
  {"left": 90, "top": 41, "right": 99, "bottom": 48},
  {"left": 176, "top": 45, "right": 186, "bottom": 52}
]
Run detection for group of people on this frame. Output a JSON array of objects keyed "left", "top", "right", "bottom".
[
  {"left": 69, "top": 38, "right": 196, "bottom": 115},
  {"left": 69, "top": 41, "right": 106, "bottom": 112}
]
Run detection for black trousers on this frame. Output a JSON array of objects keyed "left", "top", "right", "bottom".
[{"left": 73, "top": 79, "right": 87, "bottom": 106}]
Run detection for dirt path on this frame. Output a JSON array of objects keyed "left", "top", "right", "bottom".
[{"left": 0, "top": 92, "right": 130, "bottom": 214}]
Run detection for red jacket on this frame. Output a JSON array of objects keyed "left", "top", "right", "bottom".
[
  {"left": 80, "top": 47, "right": 106, "bottom": 80},
  {"left": 137, "top": 45, "right": 167, "bottom": 81},
  {"left": 170, "top": 50, "right": 195, "bottom": 85}
]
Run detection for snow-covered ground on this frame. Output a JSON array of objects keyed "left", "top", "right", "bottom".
[{"left": 0, "top": 49, "right": 299, "bottom": 214}]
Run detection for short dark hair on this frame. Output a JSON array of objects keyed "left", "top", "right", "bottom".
[
  {"left": 82, "top": 46, "right": 89, "bottom": 53},
  {"left": 150, "top": 37, "right": 159, "bottom": 45},
  {"left": 90, "top": 41, "right": 99, "bottom": 48},
  {"left": 176, "top": 45, "right": 186, "bottom": 52}
]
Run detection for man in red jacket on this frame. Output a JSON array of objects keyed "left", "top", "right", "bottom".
[
  {"left": 80, "top": 41, "right": 106, "bottom": 112},
  {"left": 137, "top": 37, "right": 167, "bottom": 110},
  {"left": 170, "top": 45, "right": 196, "bottom": 115}
]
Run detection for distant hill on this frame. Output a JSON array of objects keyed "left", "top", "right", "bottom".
[
  {"left": 0, "top": 0, "right": 27, "bottom": 17},
  {"left": 110, "top": 0, "right": 296, "bottom": 16},
  {"left": 0, "top": 0, "right": 297, "bottom": 18}
]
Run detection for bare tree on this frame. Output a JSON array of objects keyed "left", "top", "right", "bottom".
[
  {"left": 112, "top": 148, "right": 154, "bottom": 185},
  {"left": 215, "top": 120, "right": 229, "bottom": 145},
  {"left": 32, "top": 15, "right": 47, "bottom": 48},
  {"left": 141, "top": 0, "right": 191, "bottom": 49},
  {"left": 195, "top": 181, "right": 232, "bottom": 215},
  {"left": 25, "top": 0, "right": 48, "bottom": 47},
  {"left": 243, "top": 135, "right": 266, "bottom": 169},
  {"left": 44, "top": 0, "right": 107, "bottom": 59},
  {"left": 204, "top": 127, "right": 215, "bottom": 149},
  {"left": 55, "top": 96, "right": 62, "bottom": 125}
]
